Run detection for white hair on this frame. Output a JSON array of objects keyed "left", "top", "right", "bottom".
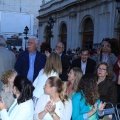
[{"left": 28, "top": 38, "right": 39, "bottom": 44}]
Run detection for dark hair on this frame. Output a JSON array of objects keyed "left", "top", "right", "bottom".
[
  {"left": 77, "top": 74, "right": 99, "bottom": 105},
  {"left": 100, "top": 40, "right": 111, "bottom": 62},
  {"left": 80, "top": 48, "right": 89, "bottom": 54},
  {"left": 14, "top": 75, "right": 34, "bottom": 104}
]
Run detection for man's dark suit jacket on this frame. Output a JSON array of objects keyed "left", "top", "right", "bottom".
[
  {"left": 59, "top": 53, "right": 71, "bottom": 81},
  {"left": 14, "top": 50, "right": 46, "bottom": 81},
  {"left": 72, "top": 57, "right": 96, "bottom": 74}
]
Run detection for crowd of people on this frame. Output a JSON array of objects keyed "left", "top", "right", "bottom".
[{"left": 0, "top": 35, "right": 119, "bottom": 120}]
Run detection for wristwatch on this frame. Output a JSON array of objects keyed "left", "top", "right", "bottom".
[{"left": 51, "top": 113, "right": 56, "bottom": 118}]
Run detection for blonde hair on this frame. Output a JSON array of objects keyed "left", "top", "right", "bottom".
[
  {"left": 44, "top": 52, "right": 62, "bottom": 75},
  {"left": 71, "top": 67, "right": 83, "bottom": 91},
  {"left": 1, "top": 69, "right": 17, "bottom": 84},
  {"left": 48, "top": 76, "right": 68, "bottom": 105}
]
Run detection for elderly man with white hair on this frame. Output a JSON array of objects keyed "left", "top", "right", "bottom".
[
  {"left": 0, "top": 35, "right": 16, "bottom": 90},
  {"left": 14, "top": 38, "right": 46, "bottom": 82}
]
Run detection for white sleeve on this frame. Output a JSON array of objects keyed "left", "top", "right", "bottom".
[
  {"left": 60, "top": 99, "right": 72, "bottom": 120},
  {"left": 34, "top": 95, "right": 47, "bottom": 120},
  {"left": 0, "top": 109, "right": 9, "bottom": 120},
  {"left": 1, "top": 103, "right": 33, "bottom": 120},
  {"left": 33, "top": 69, "right": 43, "bottom": 87}
]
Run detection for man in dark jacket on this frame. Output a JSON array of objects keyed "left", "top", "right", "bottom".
[
  {"left": 72, "top": 48, "right": 96, "bottom": 74},
  {"left": 14, "top": 38, "right": 46, "bottom": 82}
]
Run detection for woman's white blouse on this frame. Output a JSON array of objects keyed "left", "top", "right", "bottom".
[
  {"left": 0, "top": 99, "right": 34, "bottom": 120},
  {"left": 34, "top": 94, "right": 72, "bottom": 120},
  {"left": 33, "top": 69, "right": 58, "bottom": 98}
]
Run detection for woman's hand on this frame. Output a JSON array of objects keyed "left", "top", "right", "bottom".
[
  {"left": 45, "top": 51, "right": 50, "bottom": 57},
  {"left": 98, "top": 101, "right": 106, "bottom": 115},
  {"left": 0, "top": 99, "right": 6, "bottom": 111},
  {"left": 87, "top": 103, "right": 98, "bottom": 118},
  {"left": 46, "top": 101, "right": 56, "bottom": 114},
  {"left": 96, "top": 48, "right": 101, "bottom": 55},
  {"left": 91, "top": 102, "right": 98, "bottom": 114}
]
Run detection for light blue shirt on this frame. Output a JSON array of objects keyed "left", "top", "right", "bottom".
[
  {"left": 27, "top": 51, "right": 36, "bottom": 82},
  {"left": 59, "top": 53, "right": 62, "bottom": 60}
]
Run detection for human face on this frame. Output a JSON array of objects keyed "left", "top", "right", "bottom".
[
  {"left": 44, "top": 79, "right": 52, "bottom": 95},
  {"left": 101, "top": 41, "right": 111, "bottom": 53},
  {"left": 27, "top": 38, "right": 38, "bottom": 53},
  {"left": 55, "top": 42, "right": 64, "bottom": 54},
  {"left": 8, "top": 73, "right": 17, "bottom": 86},
  {"left": 97, "top": 64, "right": 108, "bottom": 78},
  {"left": 68, "top": 69, "right": 76, "bottom": 83},
  {"left": 80, "top": 51, "right": 89, "bottom": 62}
]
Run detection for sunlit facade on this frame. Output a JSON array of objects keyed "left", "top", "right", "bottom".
[{"left": 38, "top": 0, "right": 119, "bottom": 51}]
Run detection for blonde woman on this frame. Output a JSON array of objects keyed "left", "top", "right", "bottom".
[
  {"left": 33, "top": 52, "right": 62, "bottom": 104},
  {"left": 0, "top": 69, "right": 17, "bottom": 110},
  {"left": 66, "top": 67, "right": 83, "bottom": 99},
  {"left": 34, "top": 76, "right": 72, "bottom": 120}
]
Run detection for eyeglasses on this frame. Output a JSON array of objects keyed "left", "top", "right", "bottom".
[
  {"left": 97, "top": 68, "right": 107, "bottom": 72},
  {"left": 101, "top": 44, "right": 110, "bottom": 48},
  {"left": 56, "top": 45, "right": 64, "bottom": 49},
  {"left": 81, "top": 53, "right": 89, "bottom": 57}
]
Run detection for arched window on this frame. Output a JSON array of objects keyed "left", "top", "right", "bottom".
[
  {"left": 44, "top": 26, "right": 50, "bottom": 42},
  {"left": 82, "top": 17, "right": 94, "bottom": 49},
  {"left": 59, "top": 23, "right": 67, "bottom": 52}
]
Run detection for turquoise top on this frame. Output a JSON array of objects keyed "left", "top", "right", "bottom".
[{"left": 72, "top": 92, "right": 100, "bottom": 120}]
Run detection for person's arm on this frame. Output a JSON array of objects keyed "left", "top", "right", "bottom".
[
  {"left": 117, "top": 60, "right": 120, "bottom": 85},
  {"left": 109, "top": 83, "right": 117, "bottom": 106},
  {"left": 72, "top": 93, "right": 97, "bottom": 120},
  {"left": 60, "top": 99, "right": 72, "bottom": 120},
  {"left": 97, "top": 101, "right": 106, "bottom": 116},
  {"left": 14, "top": 53, "right": 23, "bottom": 74},
  {"left": 46, "top": 101, "right": 60, "bottom": 120},
  {"left": 109, "top": 53, "right": 117, "bottom": 65},
  {"left": 34, "top": 95, "right": 48, "bottom": 120}
]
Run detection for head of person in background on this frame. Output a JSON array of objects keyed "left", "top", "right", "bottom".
[
  {"left": 100, "top": 40, "right": 111, "bottom": 54},
  {"left": 0, "top": 35, "right": 6, "bottom": 47},
  {"left": 44, "top": 76, "right": 68, "bottom": 104},
  {"left": 1, "top": 69, "right": 17, "bottom": 90},
  {"left": 80, "top": 48, "right": 90, "bottom": 63},
  {"left": 43, "top": 52, "right": 62, "bottom": 76},
  {"left": 0, "top": 75, "right": 34, "bottom": 119},
  {"left": 55, "top": 42, "right": 64, "bottom": 55},
  {"left": 95, "top": 62, "right": 113, "bottom": 82},
  {"left": 1, "top": 69, "right": 17, "bottom": 110},
  {"left": 66, "top": 67, "right": 83, "bottom": 99},
  {"left": 27, "top": 38, "right": 38, "bottom": 53},
  {"left": 34, "top": 76, "right": 72, "bottom": 120},
  {"left": 12, "top": 75, "right": 34, "bottom": 103}
]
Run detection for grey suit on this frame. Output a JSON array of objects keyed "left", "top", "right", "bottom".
[{"left": 0, "top": 47, "right": 16, "bottom": 89}]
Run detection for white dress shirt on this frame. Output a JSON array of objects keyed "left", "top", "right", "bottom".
[{"left": 81, "top": 60, "right": 87, "bottom": 75}]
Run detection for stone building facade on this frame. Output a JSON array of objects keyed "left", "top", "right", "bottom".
[{"left": 37, "top": 0, "right": 120, "bottom": 51}]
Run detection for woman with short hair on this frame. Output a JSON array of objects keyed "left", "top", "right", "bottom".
[{"left": 0, "top": 75, "right": 34, "bottom": 120}]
